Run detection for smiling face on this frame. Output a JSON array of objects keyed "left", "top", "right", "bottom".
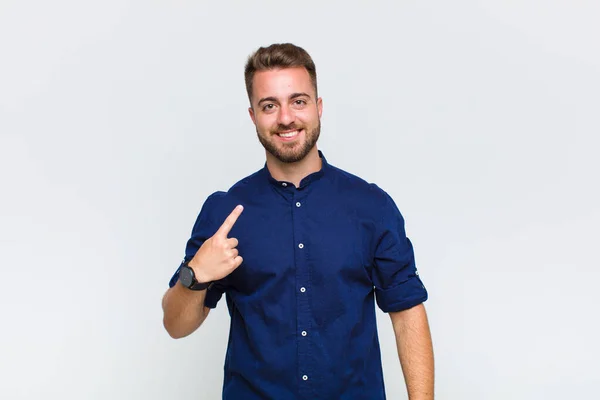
[{"left": 249, "top": 67, "right": 323, "bottom": 164}]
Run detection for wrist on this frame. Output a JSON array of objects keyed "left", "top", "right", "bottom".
[
  {"left": 186, "top": 259, "right": 211, "bottom": 284},
  {"left": 179, "top": 260, "right": 212, "bottom": 291}
]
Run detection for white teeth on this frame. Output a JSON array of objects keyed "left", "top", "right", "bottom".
[{"left": 278, "top": 130, "right": 299, "bottom": 138}]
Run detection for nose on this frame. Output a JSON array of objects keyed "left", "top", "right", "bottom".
[{"left": 277, "top": 104, "right": 295, "bottom": 127}]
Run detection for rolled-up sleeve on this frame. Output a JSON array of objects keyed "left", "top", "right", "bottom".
[
  {"left": 372, "top": 192, "right": 428, "bottom": 313},
  {"left": 167, "top": 191, "right": 227, "bottom": 309}
]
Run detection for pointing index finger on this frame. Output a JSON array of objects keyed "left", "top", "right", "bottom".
[{"left": 216, "top": 205, "right": 244, "bottom": 237}]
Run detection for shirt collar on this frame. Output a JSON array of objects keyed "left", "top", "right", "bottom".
[{"left": 263, "top": 150, "right": 329, "bottom": 190}]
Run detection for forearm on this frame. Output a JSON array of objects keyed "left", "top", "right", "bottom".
[
  {"left": 390, "top": 304, "right": 434, "bottom": 400},
  {"left": 162, "top": 282, "right": 210, "bottom": 338}
]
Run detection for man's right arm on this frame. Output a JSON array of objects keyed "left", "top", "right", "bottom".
[
  {"left": 162, "top": 204, "right": 244, "bottom": 339},
  {"left": 162, "top": 282, "right": 211, "bottom": 339}
]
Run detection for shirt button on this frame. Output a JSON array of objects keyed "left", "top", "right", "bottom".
[
  {"left": 298, "top": 243, "right": 304, "bottom": 249},
  {"left": 281, "top": 182, "right": 287, "bottom": 187},
  {"left": 300, "top": 287, "right": 306, "bottom": 293},
  {"left": 296, "top": 202, "right": 301, "bottom": 207},
  {"left": 302, "top": 375, "right": 308, "bottom": 381},
  {"left": 301, "top": 331, "right": 307, "bottom": 336}
]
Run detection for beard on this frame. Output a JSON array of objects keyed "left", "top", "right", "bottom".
[{"left": 256, "top": 120, "right": 321, "bottom": 164}]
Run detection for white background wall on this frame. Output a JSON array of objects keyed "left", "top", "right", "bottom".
[{"left": 1, "top": 1, "right": 599, "bottom": 399}]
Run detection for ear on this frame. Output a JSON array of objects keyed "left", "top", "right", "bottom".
[
  {"left": 248, "top": 107, "right": 256, "bottom": 125},
  {"left": 317, "top": 97, "right": 323, "bottom": 119}
]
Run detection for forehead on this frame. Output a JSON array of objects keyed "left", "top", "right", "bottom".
[{"left": 252, "top": 67, "right": 314, "bottom": 101}]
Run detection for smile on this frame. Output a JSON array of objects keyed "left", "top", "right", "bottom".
[{"left": 276, "top": 130, "right": 301, "bottom": 140}]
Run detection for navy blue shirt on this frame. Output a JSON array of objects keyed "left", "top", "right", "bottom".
[{"left": 168, "top": 151, "right": 428, "bottom": 399}]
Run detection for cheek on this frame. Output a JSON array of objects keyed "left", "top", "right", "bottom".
[
  {"left": 255, "top": 116, "right": 276, "bottom": 133},
  {"left": 297, "top": 110, "right": 318, "bottom": 125}
]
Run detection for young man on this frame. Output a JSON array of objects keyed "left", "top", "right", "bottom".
[{"left": 162, "top": 43, "right": 434, "bottom": 399}]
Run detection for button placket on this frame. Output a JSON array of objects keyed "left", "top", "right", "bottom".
[{"left": 292, "top": 191, "right": 311, "bottom": 396}]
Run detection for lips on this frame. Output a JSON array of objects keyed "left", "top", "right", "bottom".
[{"left": 276, "top": 129, "right": 302, "bottom": 141}]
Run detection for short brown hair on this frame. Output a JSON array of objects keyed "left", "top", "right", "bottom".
[{"left": 244, "top": 43, "right": 318, "bottom": 104}]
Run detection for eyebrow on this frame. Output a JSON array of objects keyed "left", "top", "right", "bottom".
[
  {"left": 289, "top": 92, "right": 311, "bottom": 100},
  {"left": 257, "top": 92, "right": 311, "bottom": 105},
  {"left": 257, "top": 96, "right": 278, "bottom": 105}
]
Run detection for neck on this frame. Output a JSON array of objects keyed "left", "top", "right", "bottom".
[{"left": 266, "top": 146, "right": 322, "bottom": 188}]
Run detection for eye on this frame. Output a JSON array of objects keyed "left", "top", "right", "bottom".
[
  {"left": 262, "top": 104, "right": 276, "bottom": 112},
  {"left": 292, "top": 99, "right": 307, "bottom": 108}
]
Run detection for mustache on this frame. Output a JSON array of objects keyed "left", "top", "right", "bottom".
[{"left": 274, "top": 123, "right": 303, "bottom": 132}]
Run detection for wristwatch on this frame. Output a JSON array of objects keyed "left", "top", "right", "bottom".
[{"left": 178, "top": 261, "right": 212, "bottom": 291}]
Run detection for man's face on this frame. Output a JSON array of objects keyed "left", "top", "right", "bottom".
[{"left": 249, "top": 67, "right": 323, "bottom": 163}]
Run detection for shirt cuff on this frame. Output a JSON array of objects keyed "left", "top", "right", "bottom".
[
  {"left": 375, "top": 277, "right": 428, "bottom": 313},
  {"left": 204, "top": 287, "right": 224, "bottom": 309}
]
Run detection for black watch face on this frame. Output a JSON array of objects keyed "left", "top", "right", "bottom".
[{"left": 179, "top": 266, "right": 194, "bottom": 287}]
